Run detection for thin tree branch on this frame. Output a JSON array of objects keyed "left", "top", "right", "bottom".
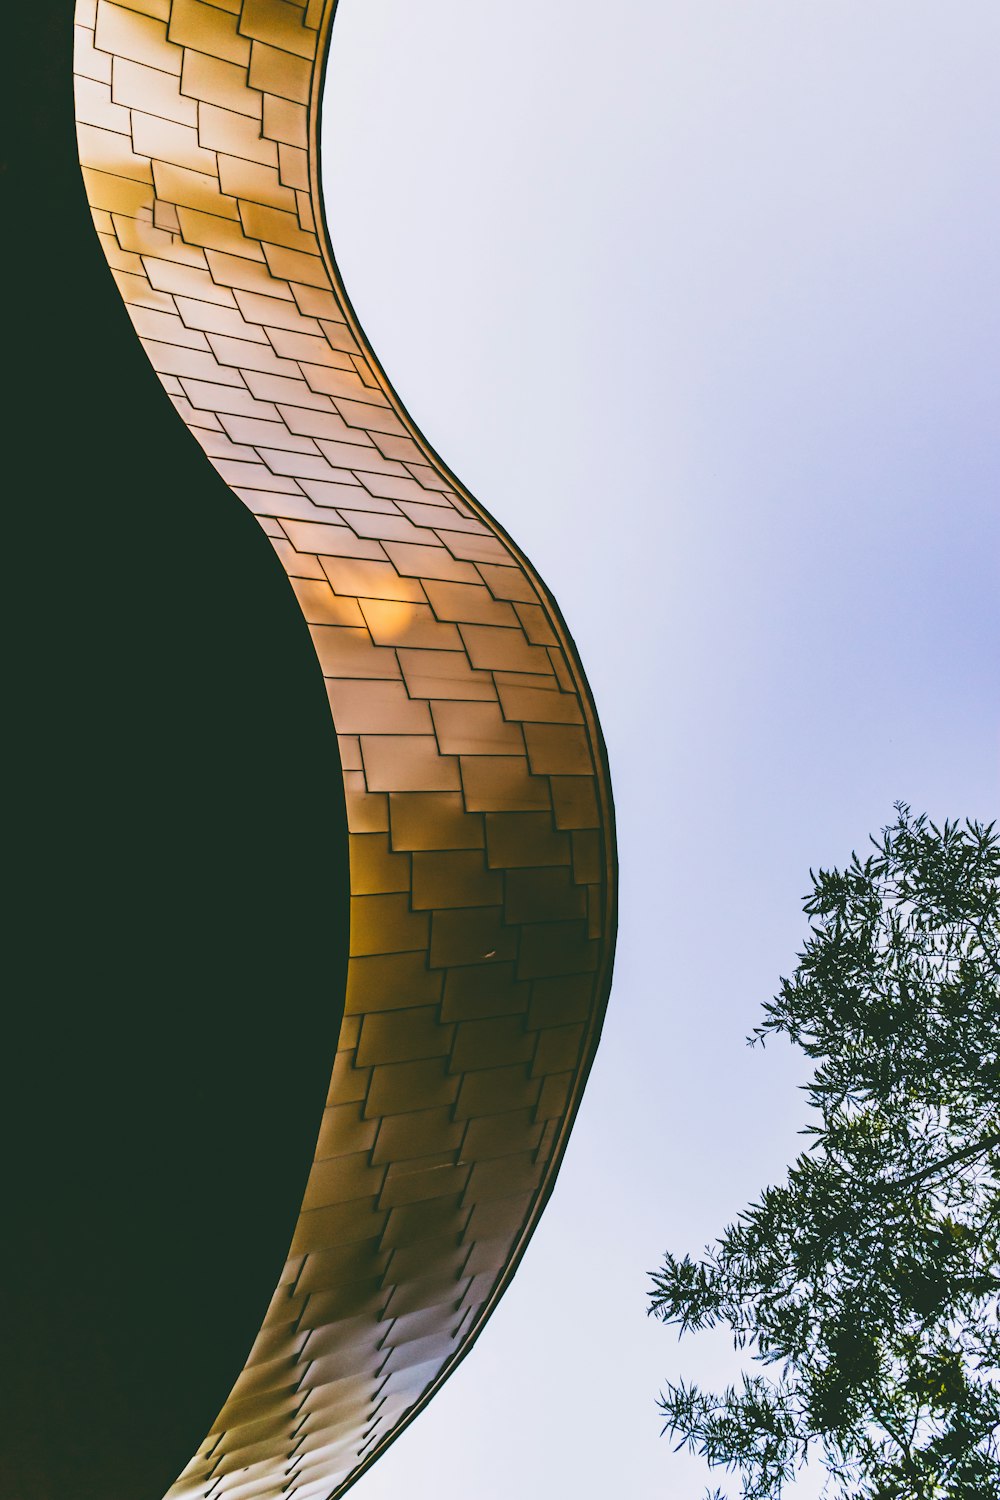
[{"left": 879, "top": 1133, "right": 1000, "bottom": 1197}]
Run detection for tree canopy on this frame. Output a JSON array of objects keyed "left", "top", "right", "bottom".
[{"left": 650, "top": 806, "right": 999, "bottom": 1500}]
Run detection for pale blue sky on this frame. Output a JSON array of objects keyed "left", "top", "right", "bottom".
[{"left": 322, "top": 3, "right": 999, "bottom": 1494}]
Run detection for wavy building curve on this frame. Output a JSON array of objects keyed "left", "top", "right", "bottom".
[{"left": 72, "top": 3, "right": 617, "bottom": 1495}]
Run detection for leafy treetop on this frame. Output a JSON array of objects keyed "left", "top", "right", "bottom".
[{"left": 650, "top": 805, "right": 999, "bottom": 1500}]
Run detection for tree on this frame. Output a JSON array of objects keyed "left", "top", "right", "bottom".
[{"left": 649, "top": 806, "right": 1000, "bottom": 1500}]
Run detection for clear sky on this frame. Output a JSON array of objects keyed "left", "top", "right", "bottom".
[{"left": 321, "top": 3, "right": 999, "bottom": 1494}]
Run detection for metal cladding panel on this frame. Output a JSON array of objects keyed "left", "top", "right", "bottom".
[{"left": 72, "top": 2, "right": 617, "bottom": 1494}]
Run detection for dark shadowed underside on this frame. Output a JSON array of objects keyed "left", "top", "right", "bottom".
[{"left": 5, "top": 8, "right": 350, "bottom": 1499}]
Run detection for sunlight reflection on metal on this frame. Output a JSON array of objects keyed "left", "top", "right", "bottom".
[{"left": 73, "top": 2, "right": 616, "bottom": 1494}]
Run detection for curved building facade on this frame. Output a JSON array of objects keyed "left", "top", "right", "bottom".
[{"left": 71, "top": 2, "right": 617, "bottom": 1495}]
